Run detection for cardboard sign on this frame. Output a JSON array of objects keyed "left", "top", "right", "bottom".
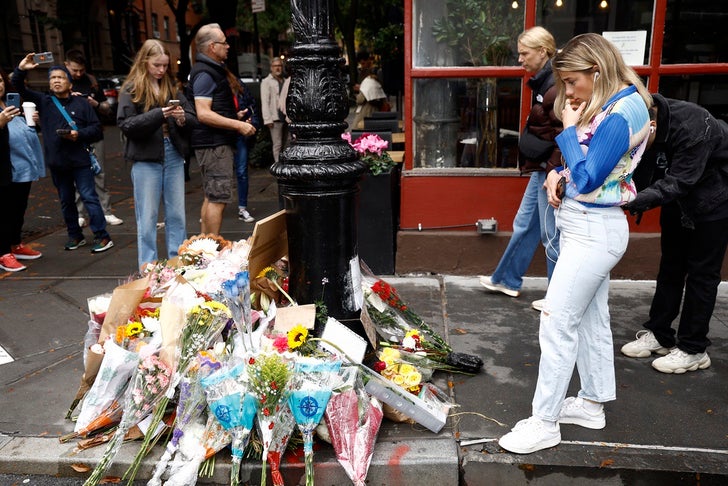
[
  {"left": 248, "top": 209, "right": 288, "bottom": 280},
  {"left": 273, "top": 304, "right": 316, "bottom": 334},
  {"left": 319, "top": 317, "right": 368, "bottom": 364}
]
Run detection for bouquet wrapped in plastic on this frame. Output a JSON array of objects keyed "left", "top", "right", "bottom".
[
  {"left": 66, "top": 339, "right": 139, "bottom": 442},
  {"left": 324, "top": 366, "right": 383, "bottom": 486},
  {"left": 202, "top": 361, "right": 258, "bottom": 486},
  {"left": 287, "top": 357, "right": 342, "bottom": 486},
  {"left": 247, "top": 353, "right": 293, "bottom": 486},
  {"left": 83, "top": 353, "right": 172, "bottom": 486},
  {"left": 147, "top": 351, "right": 222, "bottom": 486},
  {"left": 362, "top": 271, "right": 483, "bottom": 374}
]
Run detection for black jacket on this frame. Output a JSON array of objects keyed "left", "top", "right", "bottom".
[
  {"left": 518, "top": 60, "right": 563, "bottom": 173},
  {"left": 627, "top": 94, "right": 728, "bottom": 226},
  {"left": 116, "top": 87, "right": 195, "bottom": 162},
  {"left": 188, "top": 55, "right": 237, "bottom": 149},
  {"left": 12, "top": 68, "right": 103, "bottom": 169}
]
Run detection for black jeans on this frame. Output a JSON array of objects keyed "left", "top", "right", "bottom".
[
  {"left": 645, "top": 202, "right": 728, "bottom": 354},
  {"left": 0, "top": 181, "right": 31, "bottom": 255}
]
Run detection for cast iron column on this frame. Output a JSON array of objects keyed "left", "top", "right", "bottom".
[{"left": 270, "top": 0, "right": 367, "bottom": 337}]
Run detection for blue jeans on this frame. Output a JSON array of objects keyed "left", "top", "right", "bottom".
[
  {"left": 532, "top": 198, "right": 628, "bottom": 421},
  {"left": 491, "top": 171, "right": 559, "bottom": 290},
  {"left": 235, "top": 135, "right": 250, "bottom": 208},
  {"left": 50, "top": 165, "right": 109, "bottom": 241},
  {"left": 131, "top": 138, "right": 186, "bottom": 268}
]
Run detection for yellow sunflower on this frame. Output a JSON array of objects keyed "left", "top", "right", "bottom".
[
  {"left": 126, "top": 321, "right": 144, "bottom": 337},
  {"left": 287, "top": 324, "right": 309, "bottom": 349}
]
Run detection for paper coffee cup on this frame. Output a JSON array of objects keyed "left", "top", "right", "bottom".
[{"left": 22, "top": 102, "right": 36, "bottom": 126}]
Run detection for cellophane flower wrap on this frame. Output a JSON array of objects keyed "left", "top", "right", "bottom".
[
  {"left": 83, "top": 353, "right": 172, "bottom": 486},
  {"left": 287, "top": 357, "right": 342, "bottom": 486},
  {"left": 147, "top": 351, "right": 222, "bottom": 486},
  {"left": 223, "top": 271, "right": 267, "bottom": 354},
  {"left": 123, "top": 300, "right": 231, "bottom": 484},
  {"left": 73, "top": 339, "right": 139, "bottom": 436},
  {"left": 247, "top": 353, "right": 293, "bottom": 486},
  {"left": 162, "top": 412, "right": 232, "bottom": 486},
  {"left": 83, "top": 293, "right": 112, "bottom": 367},
  {"left": 324, "top": 365, "right": 383, "bottom": 486},
  {"left": 202, "top": 360, "right": 258, "bottom": 486}
]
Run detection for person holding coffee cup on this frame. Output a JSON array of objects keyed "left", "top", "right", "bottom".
[{"left": 0, "top": 69, "right": 45, "bottom": 272}]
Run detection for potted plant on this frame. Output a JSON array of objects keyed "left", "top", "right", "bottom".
[{"left": 344, "top": 132, "right": 400, "bottom": 274}]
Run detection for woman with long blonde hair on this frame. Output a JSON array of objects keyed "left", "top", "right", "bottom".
[
  {"left": 117, "top": 39, "right": 194, "bottom": 269},
  {"left": 499, "top": 33, "right": 651, "bottom": 454}
]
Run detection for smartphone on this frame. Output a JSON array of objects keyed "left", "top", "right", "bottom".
[
  {"left": 33, "top": 52, "right": 54, "bottom": 64},
  {"left": 56, "top": 128, "right": 72, "bottom": 136},
  {"left": 168, "top": 99, "right": 180, "bottom": 107},
  {"left": 6, "top": 92, "right": 20, "bottom": 109}
]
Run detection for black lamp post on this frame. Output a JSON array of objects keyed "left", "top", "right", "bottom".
[{"left": 270, "top": 0, "right": 367, "bottom": 337}]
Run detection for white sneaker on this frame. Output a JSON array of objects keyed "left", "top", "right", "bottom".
[
  {"left": 652, "top": 348, "right": 711, "bottom": 374},
  {"left": 105, "top": 214, "right": 124, "bottom": 225},
  {"left": 78, "top": 217, "right": 87, "bottom": 228},
  {"left": 531, "top": 299, "right": 545, "bottom": 312},
  {"left": 498, "top": 416, "right": 560, "bottom": 454},
  {"left": 479, "top": 276, "right": 520, "bottom": 298},
  {"left": 621, "top": 330, "right": 671, "bottom": 358},
  {"left": 558, "top": 397, "right": 606, "bottom": 430},
  {"left": 238, "top": 207, "right": 255, "bottom": 223}
]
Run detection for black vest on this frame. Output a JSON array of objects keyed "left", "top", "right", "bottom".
[{"left": 189, "top": 57, "right": 237, "bottom": 148}]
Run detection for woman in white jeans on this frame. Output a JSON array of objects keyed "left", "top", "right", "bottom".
[{"left": 499, "top": 33, "right": 652, "bottom": 454}]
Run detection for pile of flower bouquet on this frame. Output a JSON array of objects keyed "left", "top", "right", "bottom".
[{"left": 65, "top": 233, "right": 479, "bottom": 486}]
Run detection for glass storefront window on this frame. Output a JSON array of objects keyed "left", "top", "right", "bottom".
[
  {"left": 412, "top": 77, "right": 521, "bottom": 169},
  {"left": 662, "top": 0, "right": 727, "bottom": 64},
  {"left": 660, "top": 75, "right": 728, "bottom": 122},
  {"left": 536, "top": 0, "right": 654, "bottom": 65},
  {"left": 413, "top": 0, "right": 522, "bottom": 67}
]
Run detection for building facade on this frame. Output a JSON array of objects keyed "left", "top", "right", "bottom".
[
  {"left": 396, "top": 0, "right": 728, "bottom": 277},
  {"left": 0, "top": 0, "right": 202, "bottom": 87}
]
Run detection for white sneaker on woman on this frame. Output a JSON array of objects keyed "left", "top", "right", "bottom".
[
  {"left": 558, "top": 397, "right": 606, "bottom": 429},
  {"left": 498, "top": 416, "right": 560, "bottom": 454}
]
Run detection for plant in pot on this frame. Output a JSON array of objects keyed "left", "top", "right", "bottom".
[
  {"left": 432, "top": 0, "right": 520, "bottom": 166},
  {"left": 343, "top": 132, "right": 399, "bottom": 274}
]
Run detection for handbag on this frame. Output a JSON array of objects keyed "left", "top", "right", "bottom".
[
  {"left": 50, "top": 95, "right": 102, "bottom": 174},
  {"left": 519, "top": 125, "right": 555, "bottom": 161}
]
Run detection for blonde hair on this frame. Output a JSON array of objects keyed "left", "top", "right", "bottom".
[
  {"left": 552, "top": 33, "right": 651, "bottom": 128},
  {"left": 121, "top": 39, "right": 177, "bottom": 112},
  {"left": 518, "top": 26, "right": 556, "bottom": 58}
]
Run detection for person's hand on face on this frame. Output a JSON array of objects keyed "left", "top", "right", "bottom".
[{"left": 559, "top": 70, "right": 595, "bottom": 128}]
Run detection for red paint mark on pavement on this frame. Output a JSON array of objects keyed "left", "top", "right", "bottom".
[{"left": 387, "top": 443, "right": 410, "bottom": 484}]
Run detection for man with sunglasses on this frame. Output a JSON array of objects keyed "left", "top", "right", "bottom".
[{"left": 188, "top": 23, "right": 256, "bottom": 235}]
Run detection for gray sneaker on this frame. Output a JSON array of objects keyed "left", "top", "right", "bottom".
[
  {"left": 652, "top": 348, "right": 711, "bottom": 374},
  {"left": 621, "top": 330, "right": 671, "bottom": 358}
]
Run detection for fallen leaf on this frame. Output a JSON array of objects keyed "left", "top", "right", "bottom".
[
  {"left": 101, "top": 477, "right": 121, "bottom": 483},
  {"left": 453, "top": 328, "right": 467, "bottom": 335},
  {"left": 518, "top": 464, "right": 536, "bottom": 472},
  {"left": 599, "top": 459, "right": 614, "bottom": 468},
  {"left": 706, "top": 409, "right": 713, "bottom": 414},
  {"left": 666, "top": 389, "right": 673, "bottom": 395},
  {"left": 71, "top": 463, "right": 91, "bottom": 473}
]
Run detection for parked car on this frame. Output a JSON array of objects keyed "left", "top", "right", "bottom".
[{"left": 97, "top": 75, "right": 125, "bottom": 123}]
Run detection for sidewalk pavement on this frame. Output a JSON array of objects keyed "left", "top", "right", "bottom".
[{"left": 1, "top": 128, "right": 728, "bottom": 484}]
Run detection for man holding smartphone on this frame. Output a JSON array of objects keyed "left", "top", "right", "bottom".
[
  {"left": 64, "top": 49, "right": 123, "bottom": 227},
  {"left": 12, "top": 53, "right": 114, "bottom": 253}
]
